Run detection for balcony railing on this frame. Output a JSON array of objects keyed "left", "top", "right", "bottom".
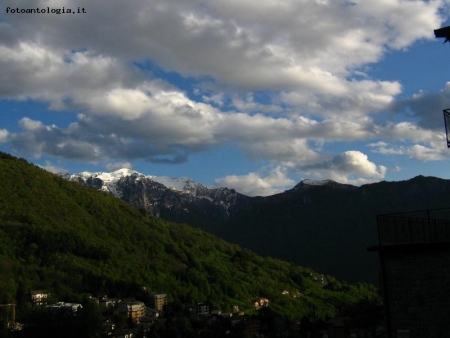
[{"left": 377, "top": 208, "right": 450, "bottom": 245}]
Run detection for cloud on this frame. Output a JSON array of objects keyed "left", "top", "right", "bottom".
[
  {"left": 202, "top": 93, "right": 225, "bottom": 107},
  {"left": 238, "top": 139, "right": 320, "bottom": 164},
  {"left": 376, "top": 122, "right": 439, "bottom": 143},
  {"left": 389, "top": 82, "right": 450, "bottom": 130},
  {"left": 6, "top": 87, "right": 446, "bottom": 169},
  {"left": 19, "top": 118, "right": 45, "bottom": 131},
  {"left": 369, "top": 139, "right": 449, "bottom": 161},
  {"left": 2, "top": 0, "right": 445, "bottom": 92},
  {"left": 216, "top": 151, "right": 389, "bottom": 193},
  {"left": 231, "top": 93, "right": 283, "bottom": 114},
  {"left": 408, "top": 144, "right": 447, "bottom": 161},
  {"left": 0, "top": 42, "right": 141, "bottom": 109},
  {"left": 106, "top": 161, "right": 133, "bottom": 171},
  {"left": 1, "top": 50, "right": 380, "bottom": 166},
  {"left": 0, "top": 0, "right": 449, "bottom": 186},
  {"left": 9, "top": 116, "right": 196, "bottom": 163},
  {"left": 367, "top": 120, "right": 450, "bottom": 162},
  {"left": 280, "top": 80, "right": 402, "bottom": 118},
  {"left": 40, "top": 161, "right": 68, "bottom": 174},
  {"left": 215, "top": 166, "right": 296, "bottom": 196},
  {"left": 0, "top": 129, "right": 9, "bottom": 143},
  {"left": 296, "top": 150, "right": 387, "bottom": 185}
]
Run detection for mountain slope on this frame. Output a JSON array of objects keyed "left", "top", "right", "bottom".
[
  {"left": 0, "top": 152, "right": 376, "bottom": 322},
  {"left": 218, "top": 176, "right": 450, "bottom": 284},
  {"left": 64, "top": 169, "right": 251, "bottom": 232},
  {"left": 65, "top": 169, "right": 450, "bottom": 284}
]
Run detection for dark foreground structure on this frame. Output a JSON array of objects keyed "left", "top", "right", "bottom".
[{"left": 369, "top": 208, "right": 450, "bottom": 338}]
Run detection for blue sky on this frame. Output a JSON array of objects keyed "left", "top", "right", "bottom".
[{"left": 2, "top": 0, "right": 450, "bottom": 196}]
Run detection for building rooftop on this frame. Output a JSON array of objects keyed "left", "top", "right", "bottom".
[{"left": 376, "top": 207, "right": 450, "bottom": 246}]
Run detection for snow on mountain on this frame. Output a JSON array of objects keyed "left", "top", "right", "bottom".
[
  {"left": 149, "top": 176, "right": 208, "bottom": 194},
  {"left": 66, "top": 169, "right": 140, "bottom": 197},
  {"left": 63, "top": 168, "right": 359, "bottom": 232},
  {"left": 65, "top": 168, "right": 218, "bottom": 198},
  {"left": 301, "top": 179, "right": 333, "bottom": 186},
  {"left": 65, "top": 169, "right": 338, "bottom": 198},
  {"left": 78, "top": 168, "right": 138, "bottom": 183},
  {"left": 62, "top": 168, "right": 245, "bottom": 222}
]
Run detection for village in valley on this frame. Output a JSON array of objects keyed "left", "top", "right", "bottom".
[
  {"left": 2, "top": 276, "right": 341, "bottom": 338},
  {"left": 6, "top": 289, "right": 276, "bottom": 338}
]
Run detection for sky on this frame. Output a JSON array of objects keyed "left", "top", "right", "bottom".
[{"left": 1, "top": 0, "right": 450, "bottom": 196}]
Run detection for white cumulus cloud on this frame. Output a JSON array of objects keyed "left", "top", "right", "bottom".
[
  {"left": 297, "top": 151, "right": 387, "bottom": 185},
  {"left": 215, "top": 167, "right": 296, "bottom": 196},
  {"left": 0, "top": 129, "right": 9, "bottom": 143},
  {"left": 106, "top": 161, "right": 133, "bottom": 171}
]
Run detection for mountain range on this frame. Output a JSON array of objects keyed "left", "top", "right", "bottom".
[
  {"left": 65, "top": 169, "right": 450, "bottom": 284},
  {"left": 62, "top": 169, "right": 251, "bottom": 231},
  {"left": 0, "top": 151, "right": 378, "bottom": 324}
]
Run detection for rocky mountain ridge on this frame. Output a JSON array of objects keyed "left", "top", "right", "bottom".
[
  {"left": 62, "top": 169, "right": 252, "bottom": 230},
  {"left": 65, "top": 169, "right": 450, "bottom": 284},
  {"left": 63, "top": 169, "right": 344, "bottom": 221}
]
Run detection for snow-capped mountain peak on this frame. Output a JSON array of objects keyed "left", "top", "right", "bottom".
[
  {"left": 77, "top": 168, "right": 138, "bottom": 183},
  {"left": 63, "top": 168, "right": 243, "bottom": 220},
  {"left": 150, "top": 176, "right": 198, "bottom": 192},
  {"left": 301, "top": 179, "right": 332, "bottom": 186},
  {"left": 66, "top": 168, "right": 213, "bottom": 196}
]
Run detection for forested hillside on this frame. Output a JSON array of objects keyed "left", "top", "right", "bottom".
[{"left": 0, "top": 152, "right": 378, "bottom": 326}]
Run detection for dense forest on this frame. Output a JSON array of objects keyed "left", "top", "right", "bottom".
[{"left": 0, "top": 152, "right": 381, "bottom": 335}]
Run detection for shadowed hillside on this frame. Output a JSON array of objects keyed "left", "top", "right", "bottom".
[{"left": 218, "top": 177, "right": 450, "bottom": 284}]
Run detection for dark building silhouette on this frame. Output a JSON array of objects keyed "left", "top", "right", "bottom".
[
  {"left": 435, "top": 25, "right": 450, "bottom": 43},
  {"left": 369, "top": 208, "right": 450, "bottom": 338}
]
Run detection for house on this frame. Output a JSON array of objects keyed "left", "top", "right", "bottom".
[
  {"left": 139, "top": 316, "right": 157, "bottom": 329},
  {"left": 46, "top": 302, "right": 83, "bottom": 313},
  {"left": 29, "top": 290, "right": 50, "bottom": 307},
  {"left": 150, "top": 293, "right": 168, "bottom": 311},
  {"left": 252, "top": 297, "right": 269, "bottom": 309},
  {"left": 315, "top": 274, "right": 325, "bottom": 286},
  {"left": 99, "top": 296, "right": 121, "bottom": 309},
  {"left": 196, "top": 302, "right": 210, "bottom": 315},
  {"left": 118, "top": 301, "right": 145, "bottom": 323}
]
